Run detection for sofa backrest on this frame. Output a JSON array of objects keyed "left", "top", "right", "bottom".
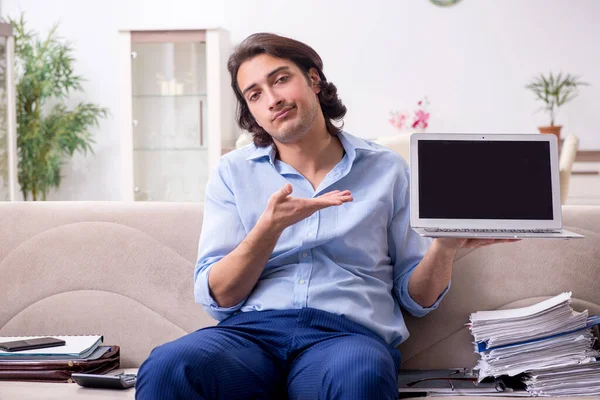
[
  {"left": 0, "top": 202, "right": 211, "bottom": 368},
  {"left": 0, "top": 202, "right": 598, "bottom": 369}
]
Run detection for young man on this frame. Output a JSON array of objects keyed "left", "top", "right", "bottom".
[{"left": 136, "top": 33, "right": 517, "bottom": 400}]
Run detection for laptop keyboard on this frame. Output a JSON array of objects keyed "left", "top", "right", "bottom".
[{"left": 429, "top": 228, "right": 558, "bottom": 233}]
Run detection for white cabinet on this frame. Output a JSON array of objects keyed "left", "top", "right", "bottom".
[
  {"left": 0, "top": 23, "right": 17, "bottom": 202},
  {"left": 119, "top": 28, "right": 235, "bottom": 202}
]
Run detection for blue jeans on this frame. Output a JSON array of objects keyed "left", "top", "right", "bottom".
[{"left": 135, "top": 307, "right": 401, "bottom": 400}]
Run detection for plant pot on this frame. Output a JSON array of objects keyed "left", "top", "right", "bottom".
[{"left": 538, "top": 125, "right": 562, "bottom": 143}]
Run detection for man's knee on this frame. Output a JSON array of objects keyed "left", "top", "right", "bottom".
[
  {"left": 328, "top": 345, "right": 395, "bottom": 376},
  {"left": 143, "top": 340, "right": 203, "bottom": 369},
  {"left": 137, "top": 336, "right": 216, "bottom": 388},
  {"left": 322, "top": 342, "right": 397, "bottom": 398},
  {"left": 135, "top": 336, "right": 225, "bottom": 400},
  {"left": 136, "top": 329, "right": 284, "bottom": 399}
]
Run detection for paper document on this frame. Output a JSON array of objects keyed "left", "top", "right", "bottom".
[
  {"left": 0, "top": 335, "right": 103, "bottom": 357},
  {"left": 470, "top": 292, "right": 571, "bottom": 322}
]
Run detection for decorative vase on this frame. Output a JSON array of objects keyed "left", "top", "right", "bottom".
[{"left": 538, "top": 125, "right": 562, "bottom": 143}]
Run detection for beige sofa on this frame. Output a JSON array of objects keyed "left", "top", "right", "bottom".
[{"left": 0, "top": 201, "right": 598, "bottom": 399}]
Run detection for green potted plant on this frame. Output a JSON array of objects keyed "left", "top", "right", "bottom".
[
  {"left": 525, "top": 71, "right": 589, "bottom": 143},
  {"left": 8, "top": 14, "right": 108, "bottom": 200}
]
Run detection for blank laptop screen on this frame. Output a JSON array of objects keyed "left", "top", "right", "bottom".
[{"left": 418, "top": 140, "right": 554, "bottom": 220}]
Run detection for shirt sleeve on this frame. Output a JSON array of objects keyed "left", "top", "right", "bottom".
[
  {"left": 388, "top": 163, "right": 450, "bottom": 317},
  {"left": 194, "top": 158, "right": 249, "bottom": 321}
]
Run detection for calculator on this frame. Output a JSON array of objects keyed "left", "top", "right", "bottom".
[{"left": 71, "top": 372, "right": 136, "bottom": 389}]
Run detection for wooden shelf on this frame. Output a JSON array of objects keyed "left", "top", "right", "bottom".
[{"left": 576, "top": 151, "right": 600, "bottom": 162}]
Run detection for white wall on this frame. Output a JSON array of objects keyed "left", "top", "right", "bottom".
[{"left": 3, "top": 0, "right": 599, "bottom": 200}]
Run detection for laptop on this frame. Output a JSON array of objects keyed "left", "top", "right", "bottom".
[{"left": 409, "top": 133, "right": 584, "bottom": 239}]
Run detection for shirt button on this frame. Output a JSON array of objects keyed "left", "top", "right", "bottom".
[
  {"left": 299, "top": 280, "right": 305, "bottom": 285},
  {"left": 302, "top": 252, "right": 308, "bottom": 258}
]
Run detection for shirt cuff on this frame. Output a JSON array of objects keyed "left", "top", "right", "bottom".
[
  {"left": 399, "top": 266, "right": 451, "bottom": 318},
  {"left": 194, "top": 263, "right": 247, "bottom": 321}
]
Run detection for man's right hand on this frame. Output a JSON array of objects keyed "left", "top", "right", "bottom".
[{"left": 260, "top": 183, "right": 352, "bottom": 233}]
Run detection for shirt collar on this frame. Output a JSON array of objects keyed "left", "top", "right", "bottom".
[
  {"left": 245, "top": 143, "right": 277, "bottom": 164},
  {"left": 337, "top": 131, "right": 377, "bottom": 155},
  {"left": 244, "top": 131, "right": 376, "bottom": 164}
]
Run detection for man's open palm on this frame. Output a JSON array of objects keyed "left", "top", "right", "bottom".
[{"left": 263, "top": 184, "right": 353, "bottom": 231}]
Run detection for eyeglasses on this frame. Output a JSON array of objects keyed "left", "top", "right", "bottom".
[{"left": 402, "top": 370, "right": 507, "bottom": 392}]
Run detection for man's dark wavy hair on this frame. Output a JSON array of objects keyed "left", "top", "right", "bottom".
[{"left": 227, "top": 33, "right": 347, "bottom": 147}]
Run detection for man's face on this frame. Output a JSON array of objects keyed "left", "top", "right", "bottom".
[{"left": 237, "top": 53, "right": 322, "bottom": 144}]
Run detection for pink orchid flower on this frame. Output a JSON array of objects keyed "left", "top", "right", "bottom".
[
  {"left": 412, "top": 109, "right": 430, "bottom": 129},
  {"left": 388, "top": 112, "right": 407, "bottom": 130}
]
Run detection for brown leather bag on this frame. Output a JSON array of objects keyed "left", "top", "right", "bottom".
[{"left": 0, "top": 345, "right": 120, "bottom": 383}]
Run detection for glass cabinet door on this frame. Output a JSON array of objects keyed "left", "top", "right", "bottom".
[
  {"left": 0, "top": 36, "right": 8, "bottom": 201},
  {"left": 131, "top": 33, "right": 209, "bottom": 202},
  {"left": 0, "top": 29, "right": 14, "bottom": 202}
]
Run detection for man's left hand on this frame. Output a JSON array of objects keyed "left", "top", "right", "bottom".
[{"left": 434, "top": 237, "right": 521, "bottom": 250}]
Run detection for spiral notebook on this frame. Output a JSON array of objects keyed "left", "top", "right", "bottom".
[{"left": 0, "top": 335, "right": 103, "bottom": 358}]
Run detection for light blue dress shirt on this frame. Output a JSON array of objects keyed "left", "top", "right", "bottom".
[{"left": 194, "top": 131, "right": 450, "bottom": 346}]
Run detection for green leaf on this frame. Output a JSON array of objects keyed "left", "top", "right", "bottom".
[
  {"left": 525, "top": 70, "right": 590, "bottom": 125},
  {"left": 10, "top": 13, "right": 109, "bottom": 200}
]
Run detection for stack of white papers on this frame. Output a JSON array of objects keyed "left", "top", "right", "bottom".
[
  {"left": 476, "top": 330, "right": 598, "bottom": 378},
  {"left": 470, "top": 292, "right": 587, "bottom": 349},
  {"left": 468, "top": 292, "right": 600, "bottom": 396},
  {"left": 523, "top": 361, "right": 600, "bottom": 396}
]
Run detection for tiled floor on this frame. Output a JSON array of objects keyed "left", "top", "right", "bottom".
[{"left": 566, "top": 162, "right": 600, "bottom": 205}]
